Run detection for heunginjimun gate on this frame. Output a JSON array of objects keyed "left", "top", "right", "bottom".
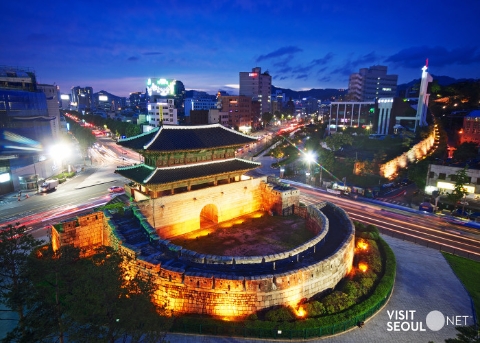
[
  {"left": 115, "top": 124, "right": 260, "bottom": 198},
  {"left": 114, "top": 124, "right": 270, "bottom": 237}
]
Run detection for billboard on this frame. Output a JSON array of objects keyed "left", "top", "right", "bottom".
[
  {"left": 99, "top": 95, "right": 108, "bottom": 101},
  {"left": 147, "top": 78, "right": 176, "bottom": 97}
]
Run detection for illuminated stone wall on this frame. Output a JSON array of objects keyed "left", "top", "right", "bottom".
[
  {"left": 136, "top": 176, "right": 299, "bottom": 239},
  {"left": 51, "top": 212, "right": 107, "bottom": 257},
  {"left": 52, "top": 198, "right": 354, "bottom": 319},
  {"left": 116, "top": 202, "right": 354, "bottom": 318},
  {"left": 379, "top": 130, "right": 436, "bottom": 179}
]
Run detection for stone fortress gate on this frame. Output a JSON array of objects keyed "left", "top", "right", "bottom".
[{"left": 51, "top": 124, "right": 355, "bottom": 318}]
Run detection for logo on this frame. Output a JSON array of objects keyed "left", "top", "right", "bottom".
[{"left": 387, "top": 310, "right": 471, "bottom": 332}]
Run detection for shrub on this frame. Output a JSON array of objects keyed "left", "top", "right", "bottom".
[
  {"left": 342, "top": 280, "right": 362, "bottom": 299},
  {"left": 304, "top": 301, "right": 326, "bottom": 317},
  {"left": 265, "top": 306, "right": 295, "bottom": 322},
  {"left": 322, "top": 291, "right": 355, "bottom": 314}
]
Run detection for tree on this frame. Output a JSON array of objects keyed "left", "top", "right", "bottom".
[
  {"left": 0, "top": 223, "right": 44, "bottom": 341},
  {"left": 407, "top": 159, "right": 429, "bottom": 192},
  {"left": 317, "top": 147, "right": 335, "bottom": 173},
  {"left": 2, "top": 244, "right": 171, "bottom": 343},
  {"left": 445, "top": 324, "right": 480, "bottom": 343},
  {"left": 261, "top": 112, "right": 273, "bottom": 127},
  {"left": 324, "top": 133, "right": 353, "bottom": 151},
  {"left": 447, "top": 165, "right": 470, "bottom": 212},
  {"left": 454, "top": 142, "right": 478, "bottom": 162},
  {"left": 64, "top": 246, "right": 171, "bottom": 343},
  {"left": 3, "top": 245, "right": 81, "bottom": 343}
]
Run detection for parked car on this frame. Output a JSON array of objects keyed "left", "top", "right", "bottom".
[{"left": 108, "top": 186, "right": 124, "bottom": 193}]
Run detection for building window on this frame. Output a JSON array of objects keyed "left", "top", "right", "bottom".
[
  {"left": 438, "top": 173, "right": 446, "bottom": 180},
  {"left": 450, "top": 175, "right": 457, "bottom": 182},
  {"left": 429, "top": 171, "right": 434, "bottom": 178}
]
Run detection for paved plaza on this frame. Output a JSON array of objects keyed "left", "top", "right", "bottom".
[{"left": 165, "top": 235, "right": 475, "bottom": 343}]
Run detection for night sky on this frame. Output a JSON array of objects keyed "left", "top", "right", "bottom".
[{"left": 2, "top": 0, "right": 480, "bottom": 97}]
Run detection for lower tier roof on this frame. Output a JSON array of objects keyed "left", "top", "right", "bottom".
[{"left": 115, "top": 158, "right": 260, "bottom": 186}]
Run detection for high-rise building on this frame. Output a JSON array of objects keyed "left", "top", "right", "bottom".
[
  {"left": 71, "top": 86, "right": 93, "bottom": 112},
  {"left": 93, "top": 90, "right": 126, "bottom": 113},
  {"left": 239, "top": 67, "right": 272, "bottom": 117},
  {"left": 0, "top": 66, "right": 59, "bottom": 194},
  {"left": 146, "top": 78, "right": 185, "bottom": 118},
  {"left": 147, "top": 99, "right": 177, "bottom": 127},
  {"left": 37, "top": 84, "right": 61, "bottom": 138},
  {"left": 347, "top": 65, "right": 397, "bottom": 102}
]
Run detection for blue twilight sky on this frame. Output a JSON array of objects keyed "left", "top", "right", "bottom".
[{"left": 2, "top": 0, "right": 480, "bottom": 98}]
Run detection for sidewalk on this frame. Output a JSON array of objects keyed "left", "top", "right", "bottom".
[{"left": 0, "top": 189, "right": 37, "bottom": 205}]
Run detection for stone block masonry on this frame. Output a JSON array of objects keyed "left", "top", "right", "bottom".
[{"left": 51, "top": 182, "right": 354, "bottom": 318}]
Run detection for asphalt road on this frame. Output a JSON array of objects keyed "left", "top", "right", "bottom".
[{"left": 289, "top": 181, "right": 480, "bottom": 261}]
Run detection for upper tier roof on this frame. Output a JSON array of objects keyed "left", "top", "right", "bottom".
[{"left": 117, "top": 124, "right": 258, "bottom": 152}]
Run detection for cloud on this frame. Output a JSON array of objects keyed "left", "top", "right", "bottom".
[
  {"left": 318, "top": 76, "right": 331, "bottom": 83},
  {"left": 277, "top": 66, "right": 292, "bottom": 74},
  {"left": 295, "top": 74, "right": 308, "bottom": 80},
  {"left": 385, "top": 46, "right": 480, "bottom": 68},
  {"left": 143, "top": 52, "right": 163, "bottom": 56},
  {"left": 350, "top": 51, "right": 378, "bottom": 68},
  {"left": 127, "top": 56, "right": 139, "bottom": 61},
  {"left": 273, "top": 58, "right": 291, "bottom": 68},
  {"left": 330, "top": 51, "right": 379, "bottom": 76},
  {"left": 279, "top": 76, "right": 288, "bottom": 80},
  {"left": 256, "top": 46, "right": 303, "bottom": 62},
  {"left": 311, "top": 52, "right": 334, "bottom": 66}
]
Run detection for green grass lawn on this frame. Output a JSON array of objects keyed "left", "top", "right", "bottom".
[{"left": 442, "top": 252, "right": 480, "bottom": 317}]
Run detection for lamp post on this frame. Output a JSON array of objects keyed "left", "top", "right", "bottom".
[{"left": 304, "top": 151, "right": 316, "bottom": 185}]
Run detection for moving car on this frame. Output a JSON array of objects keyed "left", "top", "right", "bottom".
[{"left": 108, "top": 186, "right": 124, "bottom": 193}]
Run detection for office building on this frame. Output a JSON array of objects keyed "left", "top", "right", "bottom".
[
  {"left": 239, "top": 67, "right": 271, "bottom": 116},
  {"left": 93, "top": 90, "right": 126, "bottom": 113},
  {"left": 71, "top": 86, "right": 93, "bottom": 112},
  {"left": 37, "top": 84, "right": 61, "bottom": 139},
  {"left": 347, "top": 65, "right": 398, "bottom": 102},
  {"left": 460, "top": 110, "right": 480, "bottom": 144},
  {"left": 218, "top": 95, "right": 253, "bottom": 131},
  {"left": 0, "top": 66, "right": 59, "bottom": 194},
  {"left": 146, "top": 78, "right": 185, "bottom": 118},
  {"left": 184, "top": 97, "right": 217, "bottom": 117},
  {"left": 147, "top": 99, "right": 177, "bottom": 127}
]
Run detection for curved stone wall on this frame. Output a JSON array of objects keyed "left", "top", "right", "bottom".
[{"left": 106, "top": 201, "right": 355, "bottom": 318}]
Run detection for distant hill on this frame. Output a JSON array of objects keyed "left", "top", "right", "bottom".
[
  {"left": 271, "top": 86, "right": 347, "bottom": 101},
  {"left": 397, "top": 75, "right": 477, "bottom": 93}
]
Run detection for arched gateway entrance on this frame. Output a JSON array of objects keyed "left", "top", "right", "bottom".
[{"left": 200, "top": 204, "right": 218, "bottom": 228}]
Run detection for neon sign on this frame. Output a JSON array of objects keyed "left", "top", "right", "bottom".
[
  {"left": 146, "top": 78, "right": 176, "bottom": 96},
  {"left": 249, "top": 73, "right": 258, "bottom": 77}
]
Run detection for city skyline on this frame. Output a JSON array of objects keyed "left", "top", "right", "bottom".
[{"left": 2, "top": 0, "right": 480, "bottom": 97}]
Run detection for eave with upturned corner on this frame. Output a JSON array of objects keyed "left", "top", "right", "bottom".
[{"left": 115, "top": 158, "right": 260, "bottom": 197}]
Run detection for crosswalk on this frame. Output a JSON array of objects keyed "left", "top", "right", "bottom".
[{"left": 374, "top": 197, "right": 411, "bottom": 208}]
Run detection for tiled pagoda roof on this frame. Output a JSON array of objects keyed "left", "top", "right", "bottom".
[
  {"left": 115, "top": 158, "right": 260, "bottom": 185},
  {"left": 117, "top": 124, "right": 258, "bottom": 152}
]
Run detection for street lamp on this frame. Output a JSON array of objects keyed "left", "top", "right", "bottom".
[{"left": 304, "top": 151, "right": 316, "bottom": 185}]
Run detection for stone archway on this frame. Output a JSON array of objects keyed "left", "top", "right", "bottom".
[{"left": 200, "top": 204, "right": 218, "bottom": 228}]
